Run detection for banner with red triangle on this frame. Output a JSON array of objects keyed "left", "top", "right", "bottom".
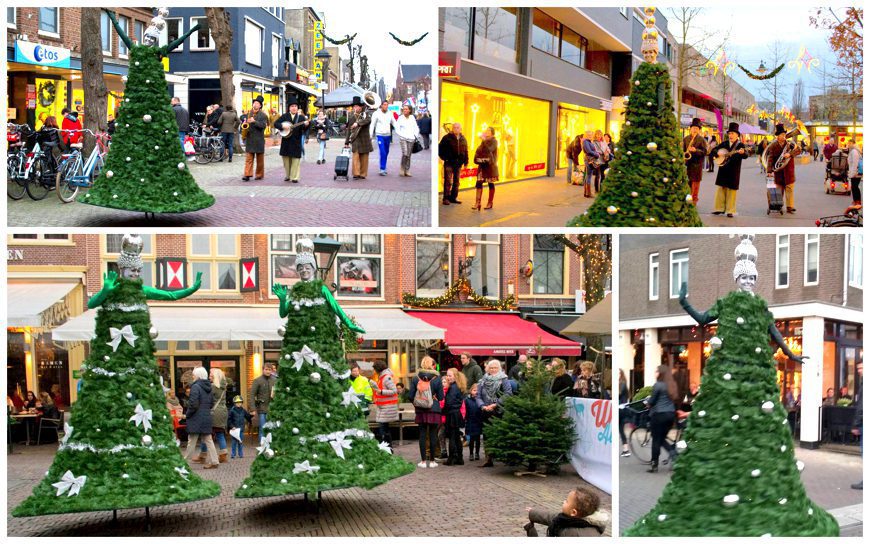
[
  {"left": 157, "top": 258, "right": 187, "bottom": 290},
  {"left": 240, "top": 257, "right": 259, "bottom": 292}
]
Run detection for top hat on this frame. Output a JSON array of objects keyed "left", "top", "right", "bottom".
[
  {"left": 690, "top": 118, "right": 702, "bottom": 128},
  {"left": 351, "top": 95, "right": 364, "bottom": 107},
  {"left": 726, "top": 122, "right": 741, "bottom": 135},
  {"left": 253, "top": 95, "right": 265, "bottom": 105},
  {"left": 287, "top": 97, "right": 299, "bottom": 107},
  {"left": 774, "top": 123, "right": 787, "bottom": 136}
]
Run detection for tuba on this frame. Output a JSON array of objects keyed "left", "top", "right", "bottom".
[
  {"left": 772, "top": 127, "right": 804, "bottom": 173},
  {"left": 363, "top": 91, "right": 379, "bottom": 110}
]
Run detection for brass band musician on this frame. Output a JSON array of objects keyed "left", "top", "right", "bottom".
[
  {"left": 765, "top": 123, "right": 801, "bottom": 214},
  {"left": 241, "top": 96, "right": 268, "bottom": 182},
  {"left": 346, "top": 95, "right": 373, "bottom": 180},
  {"left": 683, "top": 117, "right": 707, "bottom": 205}
]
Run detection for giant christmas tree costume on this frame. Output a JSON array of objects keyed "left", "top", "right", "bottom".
[
  {"left": 625, "top": 235, "right": 838, "bottom": 536},
  {"left": 236, "top": 239, "right": 414, "bottom": 499},
  {"left": 79, "top": 9, "right": 215, "bottom": 215},
  {"left": 568, "top": 8, "right": 701, "bottom": 227},
  {"left": 13, "top": 235, "right": 220, "bottom": 517}
]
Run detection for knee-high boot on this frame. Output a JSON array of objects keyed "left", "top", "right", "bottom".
[
  {"left": 472, "top": 188, "right": 483, "bottom": 210},
  {"left": 484, "top": 184, "right": 495, "bottom": 209}
]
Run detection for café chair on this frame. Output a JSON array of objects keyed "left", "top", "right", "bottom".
[{"left": 36, "top": 410, "right": 63, "bottom": 445}]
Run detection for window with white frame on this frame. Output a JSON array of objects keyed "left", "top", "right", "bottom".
[
  {"left": 669, "top": 249, "right": 688, "bottom": 298},
  {"left": 849, "top": 234, "right": 863, "bottom": 288},
  {"left": 39, "top": 8, "right": 59, "bottom": 35},
  {"left": 188, "top": 234, "right": 240, "bottom": 292},
  {"left": 532, "top": 235, "right": 566, "bottom": 295},
  {"left": 10, "top": 234, "right": 70, "bottom": 241},
  {"left": 804, "top": 234, "right": 819, "bottom": 286},
  {"left": 103, "top": 234, "right": 155, "bottom": 287},
  {"left": 335, "top": 235, "right": 383, "bottom": 298},
  {"left": 416, "top": 235, "right": 451, "bottom": 296},
  {"left": 8, "top": 7, "right": 17, "bottom": 28},
  {"left": 118, "top": 16, "right": 129, "bottom": 57},
  {"left": 268, "top": 234, "right": 317, "bottom": 290},
  {"left": 159, "top": 18, "right": 183, "bottom": 50},
  {"left": 272, "top": 34, "right": 282, "bottom": 77},
  {"left": 776, "top": 235, "right": 789, "bottom": 288},
  {"left": 191, "top": 16, "right": 215, "bottom": 50},
  {"left": 245, "top": 19, "right": 264, "bottom": 66},
  {"left": 100, "top": 11, "right": 113, "bottom": 54},
  {"left": 649, "top": 253, "right": 659, "bottom": 300},
  {"left": 468, "top": 234, "right": 500, "bottom": 298},
  {"left": 134, "top": 20, "right": 145, "bottom": 44}
]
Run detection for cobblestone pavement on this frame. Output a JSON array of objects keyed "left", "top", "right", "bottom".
[
  {"left": 439, "top": 157, "right": 850, "bottom": 227},
  {"left": 7, "top": 440, "right": 611, "bottom": 537},
  {"left": 6, "top": 141, "right": 431, "bottom": 227},
  {"left": 618, "top": 429, "right": 863, "bottom": 536}
]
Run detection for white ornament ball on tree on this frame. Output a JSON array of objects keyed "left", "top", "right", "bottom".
[
  {"left": 149, "top": 326, "right": 158, "bottom": 339},
  {"left": 662, "top": 177, "right": 668, "bottom": 183},
  {"left": 122, "top": 75, "right": 128, "bottom": 82},
  {"left": 710, "top": 336, "right": 722, "bottom": 350},
  {"left": 122, "top": 473, "right": 130, "bottom": 479},
  {"left": 634, "top": 80, "right": 641, "bottom": 85},
  {"left": 723, "top": 373, "right": 732, "bottom": 380},
  {"left": 657, "top": 514, "right": 667, "bottom": 521},
  {"left": 280, "top": 478, "right": 288, "bottom": 484},
  {"left": 284, "top": 354, "right": 292, "bottom": 361},
  {"left": 731, "top": 414, "right": 740, "bottom": 421},
  {"left": 736, "top": 317, "right": 745, "bottom": 324},
  {"left": 723, "top": 494, "right": 739, "bottom": 507},
  {"left": 607, "top": 206, "right": 618, "bottom": 215},
  {"left": 126, "top": 157, "right": 132, "bottom": 162},
  {"left": 104, "top": 355, "right": 111, "bottom": 362},
  {"left": 626, "top": 121, "right": 631, "bottom": 126},
  {"left": 154, "top": 146, "right": 160, "bottom": 151},
  {"left": 173, "top": 192, "right": 179, "bottom": 197},
  {"left": 177, "top": 162, "right": 186, "bottom": 170},
  {"left": 143, "top": 114, "right": 152, "bottom": 123},
  {"left": 631, "top": 191, "right": 639, "bottom": 197},
  {"left": 310, "top": 372, "right": 321, "bottom": 383},
  {"left": 780, "top": 444, "right": 787, "bottom": 452},
  {"left": 146, "top": 79, "right": 150, "bottom": 84},
  {"left": 264, "top": 449, "right": 275, "bottom": 459},
  {"left": 142, "top": 435, "right": 153, "bottom": 446},
  {"left": 761, "top": 401, "right": 774, "bottom": 414},
  {"left": 310, "top": 326, "right": 316, "bottom": 332},
  {"left": 126, "top": 392, "right": 133, "bottom": 399},
  {"left": 325, "top": 412, "right": 331, "bottom": 418},
  {"left": 755, "top": 347, "right": 763, "bottom": 353},
  {"left": 294, "top": 304, "right": 301, "bottom": 311},
  {"left": 278, "top": 326, "right": 286, "bottom": 336},
  {"left": 627, "top": 150, "right": 633, "bottom": 156},
  {"left": 751, "top": 469, "right": 761, "bottom": 477},
  {"left": 698, "top": 410, "right": 706, "bottom": 417},
  {"left": 292, "top": 427, "right": 299, "bottom": 434},
  {"left": 672, "top": 158, "right": 677, "bottom": 162},
  {"left": 135, "top": 61, "right": 140, "bottom": 66},
  {"left": 647, "top": 101, "right": 653, "bottom": 106},
  {"left": 675, "top": 440, "right": 687, "bottom": 452},
  {"left": 106, "top": 171, "right": 114, "bottom": 178},
  {"left": 778, "top": 498, "right": 788, "bottom": 505},
  {"left": 796, "top": 460, "right": 805, "bottom": 472},
  {"left": 685, "top": 194, "right": 693, "bottom": 202}
]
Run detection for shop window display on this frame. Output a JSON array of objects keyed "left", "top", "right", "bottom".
[{"left": 556, "top": 105, "right": 606, "bottom": 169}]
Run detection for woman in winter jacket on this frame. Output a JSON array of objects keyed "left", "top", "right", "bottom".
[
  {"left": 408, "top": 356, "right": 444, "bottom": 467},
  {"left": 464, "top": 383, "right": 484, "bottom": 460},
  {"left": 395, "top": 104, "right": 421, "bottom": 177},
  {"left": 443, "top": 368, "right": 467, "bottom": 465},
  {"left": 198, "top": 368, "right": 229, "bottom": 463},
  {"left": 472, "top": 127, "right": 499, "bottom": 211},
  {"left": 310, "top": 109, "right": 331, "bottom": 165},
  {"left": 184, "top": 366, "right": 219, "bottom": 468},
  {"left": 477, "top": 359, "right": 513, "bottom": 467},
  {"left": 370, "top": 360, "right": 399, "bottom": 448}
]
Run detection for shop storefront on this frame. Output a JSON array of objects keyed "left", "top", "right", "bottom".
[
  {"left": 556, "top": 103, "right": 607, "bottom": 169},
  {"left": 809, "top": 124, "right": 864, "bottom": 147},
  {"left": 440, "top": 80, "right": 550, "bottom": 190}
]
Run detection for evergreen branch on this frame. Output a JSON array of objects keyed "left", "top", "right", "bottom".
[
  {"left": 736, "top": 62, "right": 785, "bottom": 80},
  {"left": 103, "top": 9, "right": 134, "bottom": 51},
  {"left": 322, "top": 32, "right": 356, "bottom": 46},
  {"left": 388, "top": 31, "right": 429, "bottom": 46}
]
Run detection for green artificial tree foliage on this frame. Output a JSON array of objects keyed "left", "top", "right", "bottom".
[
  {"left": 568, "top": 62, "right": 702, "bottom": 227},
  {"left": 236, "top": 279, "right": 414, "bottom": 498},
  {"left": 625, "top": 290, "right": 838, "bottom": 536},
  {"left": 13, "top": 275, "right": 220, "bottom": 517},
  {"left": 80, "top": 12, "right": 214, "bottom": 213},
  {"left": 484, "top": 357, "right": 576, "bottom": 473}
]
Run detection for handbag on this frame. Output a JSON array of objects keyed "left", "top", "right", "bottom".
[
  {"left": 411, "top": 138, "right": 423, "bottom": 154},
  {"left": 210, "top": 388, "right": 226, "bottom": 416}
]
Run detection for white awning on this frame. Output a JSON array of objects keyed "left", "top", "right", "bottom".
[
  {"left": 284, "top": 80, "right": 320, "bottom": 96},
  {"left": 7, "top": 281, "right": 79, "bottom": 328},
  {"left": 51, "top": 306, "right": 445, "bottom": 342}
]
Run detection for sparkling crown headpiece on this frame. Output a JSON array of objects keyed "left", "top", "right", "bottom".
[
  {"left": 733, "top": 234, "right": 758, "bottom": 280},
  {"left": 641, "top": 7, "right": 659, "bottom": 63},
  {"left": 142, "top": 7, "right": 169, "bottom": 46},
  {"left": 118, "top": 234, "right": 144, "bottom": 270},
  {"left": 295, "top": 238, "right": 317, "bottom": 269}
]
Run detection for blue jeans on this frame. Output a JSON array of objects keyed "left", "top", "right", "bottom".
[
  {"left": 201, "top": 430, "right": 226, "bottom": 452},
  {"left": 178, "top": 131, "right": 187, "bottom": 153},
  {"left": 377, "top": 135, "right": 391, "bottom": 171},
  {"left": 258, "top": 412, "right": 268, "bottom": 444},
  {"left": 231, "top": 437, "right": 244, "bottom": 458},
  {"left": 318, "top": 140, "right": 327, "bottom": 162},
  {"left": 221, "top": 132, "right": 234, "bottom": 160}
]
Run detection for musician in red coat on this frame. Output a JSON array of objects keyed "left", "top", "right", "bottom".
[
  {"left": 766, "top": 123, "right": 801, "bottom": 213},
  {"left": 683, "top": 118, "right": 707, "bottom": 205},
  {"left": 710, "top": 122, "right": 747, "bottom": 217}
]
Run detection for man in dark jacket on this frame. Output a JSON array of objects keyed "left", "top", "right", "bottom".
[
  {"left": 250, "top": 362, "right": 277, "bottom": 443},
  {"left": 347, "top": 96, "right": 373, "bottom": 179},
  {"left": 766, "top": 123, "right": 802, "bottom": 213},
  {"left": 438, "top": 123, "right": 468, "bottom": 205},
  {"left": 460, "top": 352, "right": 483, "bottom": 388},
  {"left": 852, "top": 361, "right": 863, "bottom": 490},
  {"left": 273, "top": 99, "right": 309, "bottom": 183},
  {"left": 241, "top": 96, "right": 269, "bottom": 181},
  {"left": 170, "top": 97, "right": 190, "bottom": 154},
  {"left": 417, "top": 112, "right": 432, "bottom": 149},
  {"left": 206, "top": 104, "right": 223, "bottom": 131},
  {"left": 710, "top": 122, "right": 747, "bottom": 217}
]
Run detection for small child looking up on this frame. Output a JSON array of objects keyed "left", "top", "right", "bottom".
[{"left": 524, "top": 487, "right": 606, "bottom": 537}]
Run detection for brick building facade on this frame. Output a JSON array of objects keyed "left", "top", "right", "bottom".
[
  {"left": 617, "top": 233, "right": 863, "bottom": 447},
  {"left": 8, "top": 233, "right": 603, "bottom": 408}
]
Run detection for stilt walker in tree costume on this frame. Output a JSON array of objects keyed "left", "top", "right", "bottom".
[
  {"left": 625, "top": 235, "right": 838, "bottom": 536},
  {"left": 13, "top": 235, "right": 220, "bottom": 517},
  {"left": 79, "top": 8, "right": 215, "bottom": 216},
  {"left": 236, "top": 238, "right": 414, "bottom": 499}
]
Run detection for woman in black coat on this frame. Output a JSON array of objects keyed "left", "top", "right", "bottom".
[
  {"left": 443, "top": 368, "right": 467, "bottom": 465},
  {"left": 408, "top": 356, "right": 444, "bottom": 468},
  {"left": 183, "top": 367, "right": 219, "bottom": 468}
]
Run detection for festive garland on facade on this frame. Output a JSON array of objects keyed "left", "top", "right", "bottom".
[
  {"left": 402, "top": 279, "right": 516, "bottom": 311},
  {"left": 388, "top": 32, "right": 429, "bottom": 46},
  {"left": 322, "top": 32, "right": 357, "bottom": 46},
  {"left": 737, "top": 62, "right": 785, "bottom": 80}
]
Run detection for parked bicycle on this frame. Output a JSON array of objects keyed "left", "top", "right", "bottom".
[
  {"left": 816, "top": 204, "right": 862, "bottom": 227},
  {"left": 625, "top": 399, "right": 687, "bottom": 464},
  {"left": 189, "top": 121, "right": 225, "bottom": 164},
  {"left": 55, "top": 129, "right": 111, "bottom": 202},
  {"left": 7, "top": 124, "right": 68, "bottom": 200},
  {"left": 7, "top": 123, "right": 34, "bottom": 200}
]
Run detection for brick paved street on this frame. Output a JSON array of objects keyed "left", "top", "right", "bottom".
[
  {"left": 439, "top": 157, "right": 850, "bottom": 227},
  {"left": 7, "top": 141, "right": 431, "bottom": 227},
  {"left": 7, "top": 440, "right": 611, "bottom": 537},
  {"left": 618, "top": 430, "right": 863, "bottom": 536}
]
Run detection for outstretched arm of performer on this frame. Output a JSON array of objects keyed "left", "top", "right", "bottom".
[
  {"left": 679, "top": 283, "right": 715, "bottom": 325},
  {"left": 87, "top": 271, "right": 120, "bottom": 309},
  {"left": 272, "top": 283, "right": 290, "bottom": 318},
  {"left": 103, "top": 10, "right": 134, "bottom": 51},
  {"left": 163, "top": 23, "right": 201, "bottom": 54},
  {"left": 321, "top": 284, "right": 366, "bottom": 334},
  {"left": 769, "top": 324, "right": 809, "bottom": 363},
  {"left": 144, "top": 272, "right": 203, "bottom": 301}
]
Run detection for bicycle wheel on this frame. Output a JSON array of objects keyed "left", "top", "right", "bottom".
[
  {"left": 56, "top": 158, "right": 82, "bottom": 203},
  {"left": 7, "top": 155, "right": 27, "bottom": 200},
  {"left": 25, "top": 155, "right": 53, "bottom": 200},
  {"left": 209, "top": 139, "right": 225, "bottom": 162},
  {"left": 629, "top": 426, "right": 653, "bottom": 464},
  {"left": 194, "top": 147, "right": 211, "bottom": 164}
]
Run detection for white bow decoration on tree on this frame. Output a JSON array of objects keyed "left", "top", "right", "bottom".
[
  {"left": 293, "top": 460, "right": 321, "bottom": 474},
  {"left": 291, "top": 345, "right": 319, "bottom": 372},
  {"left": 129, "top": 403, "right": 153, "bottom": 432},
  {"left": 329, "top": 437, "right": 353, "bottom": 459},
  {"left": 61, "top": 422, "right": 73, "bottom": 445},
  {"left": 107, "top": 324, "right": 138, "bottom": 352},
  {"left": 52, "top": 470, "right": 87, "bottom": 497},
  {"left": 257, "top": 433, "right": 273, "bottom": 456},
  {"left": 341, "top": 385, "right": 364, "bottom": 408},
  {"left": 174, "top": 466, "right": 190, "bottom": 480}
]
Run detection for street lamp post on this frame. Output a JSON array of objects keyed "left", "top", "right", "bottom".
[
  {"left": 315, "top": 49, "right": 332, "bottom": 115},
  {"left": 312, "top": 235, "right": 342, "bottom": 284}
]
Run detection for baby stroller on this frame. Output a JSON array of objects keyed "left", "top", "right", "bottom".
[{"left": 825, "top": 150, "right": 850, "bottom": 195}]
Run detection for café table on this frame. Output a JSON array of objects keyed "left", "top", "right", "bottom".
[{"left": 10, "top": 412, "right": 39, "bottom": 446}]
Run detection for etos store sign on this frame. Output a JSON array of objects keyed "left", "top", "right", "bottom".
[{"left": 15, "top": 41, "right": 71, "bottom": 69}]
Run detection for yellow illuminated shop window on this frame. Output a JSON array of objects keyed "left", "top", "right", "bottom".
[
  {"left": 34, "top": 78, "right": 67, "bottom": 130},
  {"left": 440, "top": 81, "right": 550, "bottom": 190},
  {"left": 555, "top": 104, "right": 606, "bottom": 169}
]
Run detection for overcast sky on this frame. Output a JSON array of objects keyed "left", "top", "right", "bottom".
[{"left": 317, "top": 6, "right": 434, "bottom": 85}]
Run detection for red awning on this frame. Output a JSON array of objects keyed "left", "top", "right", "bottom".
[{"left": 405, "top": 311, "right": 582, "bottom": 357}]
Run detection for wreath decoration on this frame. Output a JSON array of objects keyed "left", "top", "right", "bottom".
[
  {"left": 736, "top": 62, "right": 785, "bottom": 81},
  {"left": 38, "top": 81, "right": 57, "bottom": 107}
]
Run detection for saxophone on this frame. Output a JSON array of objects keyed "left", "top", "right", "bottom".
[{"left": 240, "top": 110, "right": 251, "bottom": 140}]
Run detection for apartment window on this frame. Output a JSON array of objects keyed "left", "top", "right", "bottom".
[
  {"left": 472, "top": 7, "right": 519, "bottom": 72},
  {"left": 39, "top": 8, "right": 59, "bottom": 35},
  {"left": 118, "top": 16, "right": 129, "bottom": 57},
  {"left": 272, "top": 34, "right": 282, "bottom": 77},
  {"left": 442, "top": 7, "right": 471, "bottom": 55},
  {"left": 134, "top": 20, "right": 145, "bottom": 44},
  {"left": 188, "top": 235, "right": 240, "bottom": 292},
  {"left": 100, "top": 11, "right": 112, "bottom": 54},
  {"left": 245, "top": 18, "right": 264, "bottom": 66},
  {"left": 560, "top": 25, "right": 585, "bottom": 66},
  {"left": 649, "top": 253, "right": 660, "bottom": 300},
  {"left": 532, "top": 235, "right": 565, "bottom": 295},
  {"left": 531, "top": 9, "right": 558, "bottom": 56},
  {"left": 849, "top": 234, "right": 863, "bottom": 288},
  {"left": 804, "top": 234, "right": 819, "bottom": 286},
  {"left": 468, "top": 235, "right": 500, "bottom": 298},
  {"left": 776, "top": 235, "right": 789, "bottom": 288},
  {"left": 191, "top": 16, "right": 214, "bottom": 50},
  {"left": 104, "top": 234, "right": 155, "bottom": 287},
  {"left": 11, "top": 234, "right": 70, "bottom": 241},
  {"left": 8, "top": 7, "right": 16, "bottom": 28},
  {"left": 159, "top": 18, "right": 183, "bottom": 50},
  {"left": 416, "top": 235, "right": 452, "bottom": 296},
  {"left": 269, "top": 234, "right": 317, "bottom": 290},
  {"left": 669, "top": 249, "right": 688, "bottom": 298},
  {"left": 335, "top": 235, "right": 383, "bottom": 298}
]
